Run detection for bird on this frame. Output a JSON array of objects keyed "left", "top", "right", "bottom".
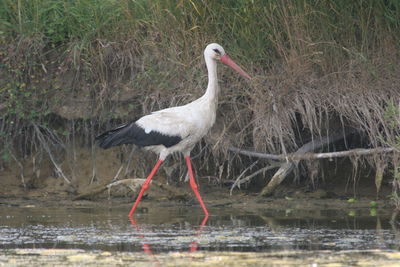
[{"left": 96, "top": 43, "right": 251, "bottom": 217}]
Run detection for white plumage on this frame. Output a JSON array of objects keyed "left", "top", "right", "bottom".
[
  {"left": 96, "top": 43, "right": 250, "bottom": 216},
  {"left": 136, "top": 96, "right": 216, "bottom": 160}
]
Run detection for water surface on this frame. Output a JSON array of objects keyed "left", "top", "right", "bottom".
[{"left": 0, "top": 204, "right": 398, "bottom": 254}]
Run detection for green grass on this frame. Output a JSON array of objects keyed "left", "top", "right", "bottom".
[{"left": 1, "top": 0, "right": 398, "bottom": 66}]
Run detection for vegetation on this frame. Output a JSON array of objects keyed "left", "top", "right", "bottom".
[{"left": 0, "top": 0, "right": 399, "bottom": 203}]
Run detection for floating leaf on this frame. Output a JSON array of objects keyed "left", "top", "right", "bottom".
[{"left": 347, "top": 198, "right": 357, "bottom": 203}]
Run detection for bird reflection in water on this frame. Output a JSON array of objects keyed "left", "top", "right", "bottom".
[{"left": 129, "top": 214, "right": 209, "bottom": 258}]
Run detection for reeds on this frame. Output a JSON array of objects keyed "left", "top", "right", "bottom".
[{"left": 0, "top": 0, "right": 399, "bottom": 196}]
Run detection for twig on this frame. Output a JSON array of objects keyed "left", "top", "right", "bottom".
[
  {"left": 112, "top": 165, "right": 124, "bottom": 182},
  {"left": 90, "top": 120, "right": 97, "bottom": 184},
  {"left": 124, "top": 146, "right": 136, "bottom": 177},
  {"left": 230, "top": 160, "right": 259, "bottom": 193},
  {"left": 230, "top": 162, "right": 281, "bottom": 195},
  {"left": 32, "top": 123, "right": 70, "bottom": 184},
  {"left": 9, "top": 149, "right": 26, "bottom": 188}
]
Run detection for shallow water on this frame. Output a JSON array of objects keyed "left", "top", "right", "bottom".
[{"left": 0, "top": 204, "right": 399, "bottom": 254}]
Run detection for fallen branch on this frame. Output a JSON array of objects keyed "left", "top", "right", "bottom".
[
  {"left": 73, "top": 178, "right": 190, "bottom": 201},
  {"left": 229, "top": 130, "right": 398, "bottom": 197},
  {"left": 260, "top": 161, "right": 294, "bottom": 197},
  {"left": 259, "top": 133, "right": 346, "bottom": 197},
  {"left": 229, "top": 146, "right": 396, "bottom": 161},
  {"left": 257, "top": 137, "right": 397, "bottom": 197},
  {"left": 228, "top": 147, "right": 282, "bottom": 160}
]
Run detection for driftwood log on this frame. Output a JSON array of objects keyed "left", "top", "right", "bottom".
[
  {"left": 73, "top": 178, "right": 190, "bottom": 201},
  {"left": 229, "top": 132, "right": 397, "bottom": 196}
]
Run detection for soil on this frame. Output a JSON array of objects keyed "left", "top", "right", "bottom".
[
  {"left": 0, "top": 147, "right": 395, "bottom": 212},
  {"left": 0, "top": 160, "right": 392, "bottom": 216}
]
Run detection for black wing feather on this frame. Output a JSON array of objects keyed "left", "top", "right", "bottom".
[{"left": 96, "top": 122, "right": 182, "bottom": 149}]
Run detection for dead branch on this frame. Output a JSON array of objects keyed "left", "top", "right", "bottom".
[
  {"left": 258, "top": 138, "right": 398, "bottom": 197},
  {"left": 259, "top": 133, "right": 352, "bottom": 197},
  {"left": 107, "top": 179, "right": 190, "bottom": 201},
  {"left": 73, "top": 178, "right": 190, "bottom": 201},
  {"left": 228, "top": 147, "right": 282, "bottom": 160},
  {"left": 260, "top": 162, "right": 295, "bottom": 197},
  {"left": 229, "top": 146, "right": 396, "bottom": 161}
]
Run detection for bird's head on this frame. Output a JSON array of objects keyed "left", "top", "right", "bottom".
[
  {"left": 205, "top": 43, "right": 226, "bottom": 60},
  {"left": 204, "top": 43, "right": 251, "bottom": 79}
]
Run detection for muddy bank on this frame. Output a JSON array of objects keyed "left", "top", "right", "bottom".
[
  {"left": 0, "top": 145, "right": 395, "bottom": 214},
  {"left": 0, "top": 185, "right": 394, "bottom": 216}
]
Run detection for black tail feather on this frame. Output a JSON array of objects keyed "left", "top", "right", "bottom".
[
  {"left": 96, "top": 123, "right": 134, "bottom": 149},
  {"left": 96, "top": 122, "right": 182, "bottom": 149}
]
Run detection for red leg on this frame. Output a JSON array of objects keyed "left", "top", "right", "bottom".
[
  {"left": 185, "top": 156, "right": 209, "bottom": 216},
  {"left": 128, "top": 159, "right": 163, "bottom": 217}
]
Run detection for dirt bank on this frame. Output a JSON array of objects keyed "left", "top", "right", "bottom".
[{"left": 0, "top": 141, "right": 396, "bottom": 215}]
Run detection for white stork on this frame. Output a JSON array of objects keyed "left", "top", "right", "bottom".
[{"left": 96, "top": 43, "right": 251, "bottom": 217}]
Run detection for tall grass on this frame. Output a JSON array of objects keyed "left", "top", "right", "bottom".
[
  {"left": 2, "top": 0, "right": 399, "bottom": 73},
  {"left": 0, "top": 0, "right": 399, "bottom": 195}
]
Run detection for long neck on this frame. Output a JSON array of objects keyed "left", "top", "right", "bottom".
[{"left": 202, "top": 56, "right": 219, "bottom": 104}]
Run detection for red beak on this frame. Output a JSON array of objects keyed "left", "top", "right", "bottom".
[{"left": 220, "top": 54, "right": 251, "bottom": 79}]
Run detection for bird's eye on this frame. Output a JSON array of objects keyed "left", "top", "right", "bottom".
[{"left": 213, "top": 48, "right": 221, "bottom": 55}]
